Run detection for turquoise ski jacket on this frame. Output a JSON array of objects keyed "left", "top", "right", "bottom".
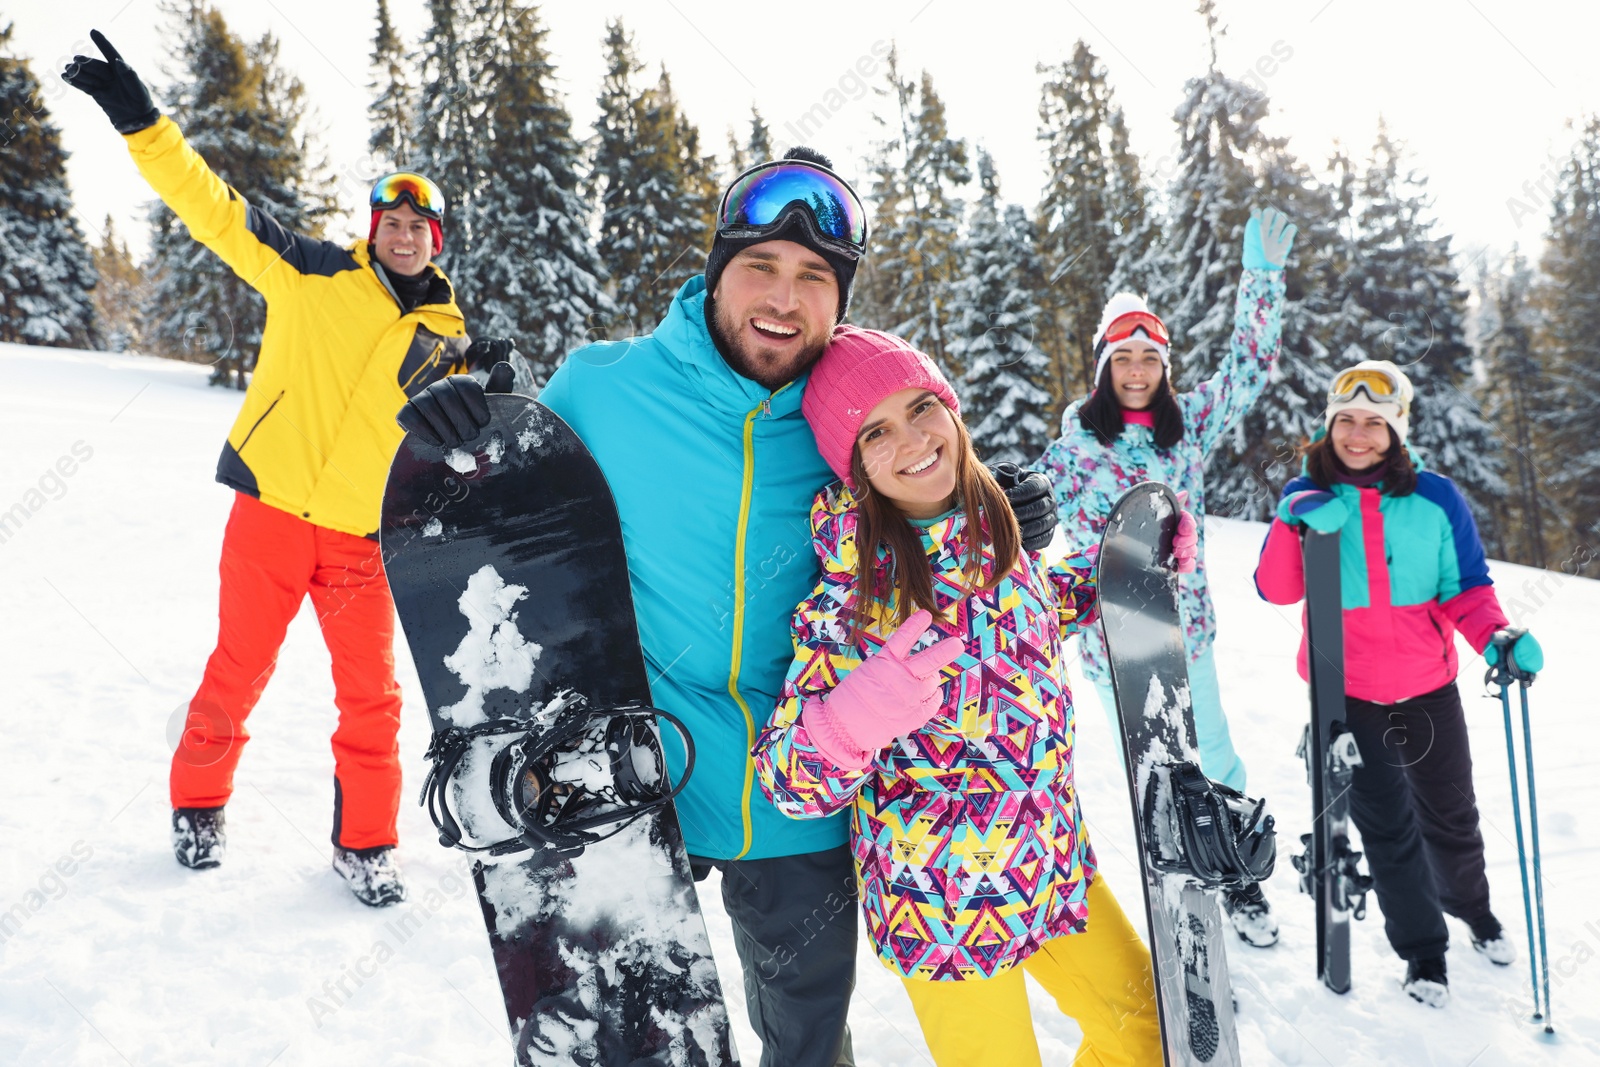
[{"left": 538, "top": 277, "right": 848, "bottom": 861}]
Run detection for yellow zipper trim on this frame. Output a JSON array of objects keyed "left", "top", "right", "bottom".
[{"left": 728, "top": 386, "right": 787, "bottom": 859}]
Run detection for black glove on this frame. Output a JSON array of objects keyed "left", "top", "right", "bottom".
[
  {"left": 464, "top": 337, "right": 516, "bottom": 371},
  {"left": 396, "top": 363, "right": 515, "bottom": 449},
  {"left": 62, "top": 30, "right": 159, "bottom": 134},
  {"left": 991, "top": 462, "right": 1058, "bottom": 553}
]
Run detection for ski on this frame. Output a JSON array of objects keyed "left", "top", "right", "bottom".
[
  {"left": 381, "top": 394, "right": 737, "bottom": 1066},
  {"left": 1290, "top": 527, "right": 1371, "bottom": 995},
  {"left": 1099, "top": 482, "right": 1265, "bottom": 1067}
]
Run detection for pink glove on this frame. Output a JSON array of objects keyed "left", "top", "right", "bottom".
[
  {"left": 803, "top": 610, "right": 964, "bottom": 770},
  {"left": 1173, "top": 490, "right": 1199, "bottom": 574}
]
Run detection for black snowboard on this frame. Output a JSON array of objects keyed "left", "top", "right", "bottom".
[
  {"left": 1291, "top": 527, "right": 1370, "bottom": 994},
  {"left": 1098, "top": 482, "right": 1240, "bottom": 1067},
  {"left": 381, "top": 394, "right": 737, "bottom": 1066}
]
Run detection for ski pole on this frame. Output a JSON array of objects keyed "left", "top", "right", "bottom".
[
  {"left": 1518, "top": 680, "right": 1554, "bottom": 1034},
  {"left": 1496, "top": 676, "right": 1542, "bottom": 1023}
]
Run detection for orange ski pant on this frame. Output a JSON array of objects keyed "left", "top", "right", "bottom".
[{"left": 171, "top": 493, "right": 403, "bottom": 849}]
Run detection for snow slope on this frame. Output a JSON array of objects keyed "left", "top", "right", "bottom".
[{"left": 1, "top": 343, "right": 1596, "bottom": 1065}]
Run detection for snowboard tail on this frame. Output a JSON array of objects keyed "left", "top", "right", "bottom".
[{"left": 382, "top": 396, "right": 737, "bottom": 1065}]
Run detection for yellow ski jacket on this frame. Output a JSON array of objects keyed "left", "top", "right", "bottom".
[{"left": 124, "top": 117, "right": 471, "bottom": 537}]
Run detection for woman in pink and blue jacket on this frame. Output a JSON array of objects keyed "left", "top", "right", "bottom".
[{"left": 1254, "top": 359, "right": 1544, "bottom": 1009}]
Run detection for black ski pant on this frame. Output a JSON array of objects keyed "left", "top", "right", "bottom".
[
  {"left": 690, "top": 845, "right": 857, "bottom": 1067},
  {"left": 1343, "top": 680, "right": 1492, "bottom": 961}
]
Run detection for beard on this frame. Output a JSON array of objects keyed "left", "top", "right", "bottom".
[{"left": 706, "top": 296, "right": 829, "bottom": 391}]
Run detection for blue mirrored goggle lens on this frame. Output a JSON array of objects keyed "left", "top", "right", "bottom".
[{"left": 719, "top": 164, "right": 866, "bottom": 247}]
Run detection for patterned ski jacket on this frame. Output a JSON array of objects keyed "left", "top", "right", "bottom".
[
  {"left": 1254, "top": 464, "right": 1508, "bottom": 705},
  {"left": 1036, "top": 267, "right": 1286, "bottom": 682},
  {"left": 123, "top": 117, "right": 471, "bottom": 538},
  {"left": 753, "top": 484, "right": 1100, "bottom": 981}
]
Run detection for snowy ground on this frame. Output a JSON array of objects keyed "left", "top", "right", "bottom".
[{"left": 2, "top": 342, "right": 1597, "bottom": 1065}]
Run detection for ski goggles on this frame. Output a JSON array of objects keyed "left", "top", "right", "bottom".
[
  {"left": 1101, "top": 309, "right": 1170, "bottom": 348},
  {"left": 717, "top": 160, "right": 868, "bottom": 257},
  {"left": 1328, "top": 366, "right": 1410, "bottom": 413},
  {"left": 370, "top": 172, "right": 446, "bottom": 220}
]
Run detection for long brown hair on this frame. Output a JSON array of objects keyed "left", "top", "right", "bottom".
[
  {"left": 1303, "top": 425, "right": 1418, "bottom": 496},
  {"left": 846, "top": 404, "right": 1021, "bottom": 639}
]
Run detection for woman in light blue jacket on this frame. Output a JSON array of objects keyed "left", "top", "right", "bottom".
[{"left": 1037, "top": 207, "right": 1293, "bottom": 945}]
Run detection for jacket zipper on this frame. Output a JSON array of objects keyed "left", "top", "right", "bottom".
[
  {"left": 235, "top": 390, "right": 285, "bottom": 453},
  {"left": 729, "top": 386, "right": 788, "bottom": 859}
]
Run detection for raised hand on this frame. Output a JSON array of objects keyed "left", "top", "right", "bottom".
[
  {"left": 1242, "top": 207, "right": 1298, "bottom": 271},
  {"left": 61, "top": 30, "right": 159, "bottom": 134}
]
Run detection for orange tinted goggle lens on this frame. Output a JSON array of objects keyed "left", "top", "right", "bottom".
[
  {"left": 1330, "top": 369, "right": 1409, "bottom": 414},
  {"left": 1330, "top": 368, "right": 1398, "bottom": 399},
  {"left": 1103, "top": 311, "right": 1169, "bottom": 347},
  {"left": 370, "top": 173, "right": 445, "bottom": 219}
]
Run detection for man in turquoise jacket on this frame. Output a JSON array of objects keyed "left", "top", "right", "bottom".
[
  {"left": 404, "top": 149, "right": 865, "bottom": 1067},
  {"left": 401, "top": 149, "right": 1058, "bottom": 1064}
]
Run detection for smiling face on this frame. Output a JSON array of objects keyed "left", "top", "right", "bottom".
[
  {"left": 1106, "top": 341, "right": 1165, "bottom": 409},
  {"left": 710, "top": 240, "right": 838, "bottom": 390},
  {"left": 1330, "top": 410, "right": 1392, "bottom": 470},
  {"left": 855, "top": 388, "right": 961, "bottom": 519},
  {"left": 371, "top": 202, "right": 434, "bottom": 277}
]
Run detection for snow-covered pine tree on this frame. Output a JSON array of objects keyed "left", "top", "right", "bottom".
[
  {"left": 1152, "top": 62, "right": 1261, "bottom": 392},
  {"left": 142, "top": 2, "right": 332, "bottom": 387},
  {"left": 1034, "top": 40, "right": 1154, "bottom": 399},
  {"left": 950, "top": 150, "right": 1053, "bottom": 464},
  {"left": 856, "top": 47, "right": 969, "bottom": 372},
  {"left": 411, "top": 0, "right": 483, "bottom": 268},
  {"left": 590, "top": 25, "right": 711, "bottom": 339},
  {"left": 0, "top": 24, "right": 99, "bottom": 348},
  {"left": 668, "top": 79, "right": 720, "bottom": 249},
  {"left": 1345, "top": 121, "right": 1506, "bottom": 527},
  {"left": 725, "top": 105, "right": 773, "bottom": 178},
  {"left": 367, "top": 0, "right": 414, "bottom": 171},
  {"left": 457, "top": 0, "right": 610, "bottom": 385},
  {"left": 1476, "top": 251, "right": 1553, "bottom": 566},
  {"left": 1534, "top": 115, "right": 1600, "bottom": 552},
  {"left": 91, "top": 215, "right": 142, "bottom": 352}
]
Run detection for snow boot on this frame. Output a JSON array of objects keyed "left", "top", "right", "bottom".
[
  {"left": 172, "top": 806, "right": 226, "bottom": 870},
  {"left": 1469, "top": 912, "right": 1516, "bottom": 966},
  {"left": 333, "top": 845, "right": 407, "bottom": 907},
  {"left": 1403, "top": 955, "right": 1449, "bottom": 1008},
  {"left": 1221, "top": 882, "right": 1279, "bottom": 948}
]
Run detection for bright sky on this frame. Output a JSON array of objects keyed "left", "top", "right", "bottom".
[{"left": 18, "top": 0, "right": 1600, "bottom": 275}]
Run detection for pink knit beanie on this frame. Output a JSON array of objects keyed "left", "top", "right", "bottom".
[{"left": 802, "top": 325, "right": 961, "bottom": 488}]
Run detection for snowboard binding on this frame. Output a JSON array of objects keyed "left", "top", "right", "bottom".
[
  {"left": 421, "top": 695, "right": 696, "bottom": 857},
  {"left": 1141, "top": 760, "right": 1277, "bottom": 888}
]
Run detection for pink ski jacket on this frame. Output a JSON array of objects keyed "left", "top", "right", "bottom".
[{"left": 1254, "top": 469, "right": 1508, "bottom": 704}]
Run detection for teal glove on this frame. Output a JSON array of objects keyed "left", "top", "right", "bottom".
[
  {"left": 1487, "top": 628, "right": 1543, "bottom": 681},
  {"left": 1277, "top": 489, "right": 1349, "bottom": 534},
  {"left": 1242, "top": 206, "right": 1297, "bottom": 271}
]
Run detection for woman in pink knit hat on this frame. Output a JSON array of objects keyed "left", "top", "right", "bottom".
[{"left": 753, "top": 326, "right": 1188, "bottom": 1066}]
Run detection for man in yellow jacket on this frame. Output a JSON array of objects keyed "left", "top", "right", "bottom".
[{"left": 65, "top": 30, "right": 514, "bottom": 906}]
